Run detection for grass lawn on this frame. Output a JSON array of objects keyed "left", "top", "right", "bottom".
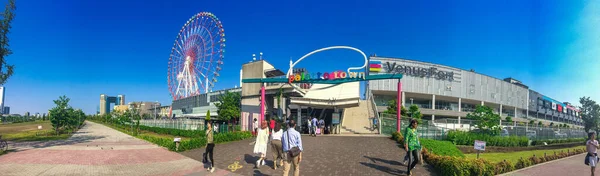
[
  {"left": 465, "top": 145, "right": 586, "bottom": 163},
  {"left": 0, "top": 121, "right": 71, "bottom": 142}
]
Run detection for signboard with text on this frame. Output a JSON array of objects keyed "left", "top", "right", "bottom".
[{"left": 474, "top": 140, "right": 486, "bottom": 151}]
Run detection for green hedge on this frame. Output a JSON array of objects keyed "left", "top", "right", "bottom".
[
  {"left": 144, "top": 131, "right": 252, "bottom": 152},
  {"left": 446, "top": 130, "right": 528, "bottom": 147},
  {"left": 390, "top": 131, "right": 586, "bottom": 175},
  {"left": 139, "top": 125, "right": 205, "bottom": 138},
  {"left": 421, "top": 139, "right": 465, "bottom": 158},
  {"left": 91, "top": 119, "right": 252, "bottom": 152},
  {"left": 392, "top": 132, "right": 464, "bottom": 157},
  {"left": 531, "top": 138, "right": 586, "bottom": 146}
]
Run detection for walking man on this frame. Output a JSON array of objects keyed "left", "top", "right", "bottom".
[{"left": 282, "top": 120, "right": 303, "bottom": 176}]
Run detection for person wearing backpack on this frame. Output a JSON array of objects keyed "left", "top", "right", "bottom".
[{"left": 282, "top": 120, "right": 303, "bottom": 176}]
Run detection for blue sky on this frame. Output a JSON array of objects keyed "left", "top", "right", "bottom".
[{"left": 4, "top": 0, "right": 600, "bottom": 115}]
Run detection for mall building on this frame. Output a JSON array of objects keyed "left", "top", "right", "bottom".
[{"left": 368, "top": 56, "right": 583, "bottom": 127}]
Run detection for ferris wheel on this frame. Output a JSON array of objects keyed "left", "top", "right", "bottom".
[{"left": 168, "top": 12, "right": 225, "bottom": 100}]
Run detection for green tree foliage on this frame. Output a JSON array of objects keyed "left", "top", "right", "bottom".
[
  {"left": 383, "top": 99, "right": 407, "bottom": 116},
  {"left": 538, "top": 121, "right": 543, "bottom": 126},
  {"left": 505, "top": 116, "right": 513, "bottom": 123},
  {"left": 0, "top": 0, "right": 15, "bottom": 84},
  {"left": 408, "top": 105, "right": 422, "bottom": 119},
  {"left": 466, "top": 105, "right": 501, "bottom": 135},
  {"left": 206, "top": 110, "right": 211, "bottom": 121},
  {"left": 580, "top": 97, "right": 600, "bottom": 133},
  {"left": 215, "top": 91, "right": 241, "bottom": 121},
  {"left": 529, "top": 120, "right": 535, "bottom": 126},
  {"left": 48, "top": 95, "right": 85, "bottom": 134}
]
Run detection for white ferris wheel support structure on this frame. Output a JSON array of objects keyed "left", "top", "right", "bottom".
[{"left": 175, "top": 56, "right": 200, "bottom": 98}]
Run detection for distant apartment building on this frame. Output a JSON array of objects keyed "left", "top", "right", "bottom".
[{"left": 128, "top": 102, "right": 161, "bottom": 116}]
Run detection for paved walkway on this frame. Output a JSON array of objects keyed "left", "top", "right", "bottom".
[
  {"left": 181, "top": 135, "right": 436, "bottom": 176},
  {"left": 0, "top": 121, "right": 237, "bottom": 176},
  {"left": 503, "top": 153, "right": 590, "bottom": 176}
]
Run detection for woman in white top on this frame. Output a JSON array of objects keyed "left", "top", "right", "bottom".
[
  {"left": 253, "top": 120, "right": 269, "bottom": 168},
  {"left": 270, "top": 122, "right": 284, "bottom": 169}
]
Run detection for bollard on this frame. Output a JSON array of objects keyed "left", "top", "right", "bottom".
[{"left": 174, "top": 137, "right": 181, "bottom": 151}]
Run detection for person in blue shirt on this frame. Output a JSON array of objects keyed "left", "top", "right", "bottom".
[
  {"left": 282, "top": 120, "right": 303, "bottom": 176},
  {"left": 311, "top": 117, "right": 318, "bottom": 137}
]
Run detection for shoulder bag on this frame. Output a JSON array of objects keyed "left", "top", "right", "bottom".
[{"left": 286, "top": 129, "right": 301, "bottom": 157}]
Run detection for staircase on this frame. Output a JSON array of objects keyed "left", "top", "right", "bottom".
[{"left": 341, "top": 100, "right": 378, "bottom": 134}]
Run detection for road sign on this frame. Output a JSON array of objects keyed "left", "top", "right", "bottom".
[{"left": 474, "top": 140, "right": 486, "bottom": 151}]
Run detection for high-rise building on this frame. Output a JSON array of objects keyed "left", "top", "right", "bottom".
[
  {"left": 100, "top": 94, "right": 126, "bottom": 115},
  {"left": 2, "top": 106, "right": 9, "bottom": 114},
  {"left": 0, "top": 87, "right": 5, "bottom": 114}
]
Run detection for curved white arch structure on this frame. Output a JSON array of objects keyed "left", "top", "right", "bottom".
[{"left": 286, "top": 46, "right": 368, "bottom": 77}]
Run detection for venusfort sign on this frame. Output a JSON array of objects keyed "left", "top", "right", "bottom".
[{"left": 384, "top": 62, "right": 454, "bottom": 81}]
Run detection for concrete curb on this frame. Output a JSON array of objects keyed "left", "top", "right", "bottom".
[{"left": 498, "top": 153, "right": 586, "bottom": 176}]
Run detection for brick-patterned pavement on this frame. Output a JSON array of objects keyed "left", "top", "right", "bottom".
[
  {"left": 502, "top": 153, "right": 590, "bottom": 176},
  {"left": 0, "top": 121, "right": 237, "bottom": 176},
  {"left": 181, "top": 135, "right": 436, "bottom": 176}
]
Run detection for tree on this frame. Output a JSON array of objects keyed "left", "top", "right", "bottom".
[
  {"left": 408, "top": 105, "right": 422, "bottom": 119},
  {"left": 466, "top": 105, "right": 501, "bottom": 135},
  {"left": 538, "top": 121, "right": 543, "bottom": 127},
  {"left": 215, "top": 91, "right": 241, "bottom": 121},
  {"left": 206, "top": 110, "right": 211, "bottom": 121},
  {"left": 48, "top": 95, "right": 73, "bottom": 134},
  {"left": 0, "top": 0, "right": 16, "bottom": 85},
  {"left": 384, "top": 99, "right": 397, "bottom": 114},
  {"left": 580, "top": 97, "right": 600, "bottom": 133},
  {"left": 550, "top": 122, "right": 554, "bottom": 127},
  {"left": 384, "top": 99, "right": 409, "bottom": 117},
  {"left": 505, "top": 116, "right": 513, "bottom": 123}
]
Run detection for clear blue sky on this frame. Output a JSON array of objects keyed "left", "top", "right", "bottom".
[{"left": 4, "top": 0, "right": 600, "bottom": 115}]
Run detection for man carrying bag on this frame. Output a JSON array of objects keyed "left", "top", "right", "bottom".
[{"left": 282, "top": 120, "right": 303, "bottom": 176}]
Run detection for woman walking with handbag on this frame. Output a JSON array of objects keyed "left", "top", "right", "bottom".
[
  {"left": 204, "top": 121, "right": 215, "bottom": 173},
  {"left": 253, "top": 120, "right": 269, "bottom": 168},
  {"left": 270, "top": 122, "right": 284, "bottom": 169}
]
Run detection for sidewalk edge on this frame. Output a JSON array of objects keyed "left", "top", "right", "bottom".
[{"left": 498, "top": 153, "right": 586, "bottom": 176}]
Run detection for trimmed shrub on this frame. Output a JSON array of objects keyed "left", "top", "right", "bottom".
[
  {"left": 391, "top": 131, "right": 404, "bottom": 144},
  {"left": 514, "top": 157, "right": 533, "bottom": 169},
  {"left": 446, "top": 130, "right": 529, "bottom": 147},
  {"left": 494, "top": 160, "right": 515, "bottom": 174},
  {"left": 421, "top": 139, "right": 465, "bottom": 157}
]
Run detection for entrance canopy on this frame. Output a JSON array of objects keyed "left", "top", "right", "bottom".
[{"left": 242, "top": 74, "right": 403, "bottom": 84}]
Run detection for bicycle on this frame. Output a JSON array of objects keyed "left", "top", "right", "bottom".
[{"left": 0, "top": 135, "right": 8, "bottom": 151}]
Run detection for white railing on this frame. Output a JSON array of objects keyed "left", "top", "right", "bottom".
[
  {"left": 369, "top": 91, "right": 381, "bottom": 133},
  {"left": 139, "top": 118, "right": 205, "bottom": 130}
]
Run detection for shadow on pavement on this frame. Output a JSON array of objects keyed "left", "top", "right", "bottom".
[
  {"left": 359, "top": 162, "right": 406, "bottom": 175},
  {"left": 364, "top": 155, "right": 404, "bottom": 166}
]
